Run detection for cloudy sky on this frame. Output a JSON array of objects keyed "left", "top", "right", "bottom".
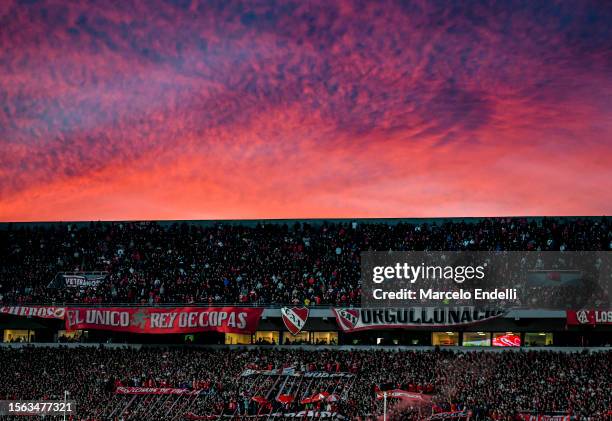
[{"left": 0, "top": 0, "right": 610, "bottom": 221}]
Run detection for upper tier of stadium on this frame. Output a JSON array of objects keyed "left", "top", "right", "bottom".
[{"left": 1, "top": 217, "right": 610, "bottom": 306}]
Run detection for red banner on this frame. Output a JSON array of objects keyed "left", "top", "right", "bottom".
[
  {"left": 519, "top": 414, "right": 571, "bottom": 421},
  {"left": 566, "top": 310, "right": 612, "bottom": 326},
  {"left": 427, "top": 411, "right": 469, "bottom": 420},
  {"left": 333, "top": 307, "right": 504, "bottom": 332},
  {"left": 0, "top": 306, "right": 65, "bottom": 319},
  {"left": 115, "top": 387, "right": 201, "bottom": 395},
  {"left": 65, "top": 307, "right": 263, "bottom": 334},
  {"left": 376, "top": 389, "right": 432, "bottom": 403}
]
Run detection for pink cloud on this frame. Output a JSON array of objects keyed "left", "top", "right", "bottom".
[{"left": 0, "top": 0, "right": 610, "bottom": 221}]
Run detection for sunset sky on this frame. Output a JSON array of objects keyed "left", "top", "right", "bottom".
[{"left": 0, "top": 0, "right": 611, "bottom": 221}]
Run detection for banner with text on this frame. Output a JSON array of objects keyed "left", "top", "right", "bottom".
[
  {"left": 48, "top": 272, "right": 108, "bottom": 289},
  {"left": 333, "top": 307, "right": 504, "bottom": 332},
  {"left": 0, "top": 306, "right": 65, "bottom": 320},
  {"left": 268, "top": 412, "right": 347, "bottom": 419},
  {"left": 566, "top": 310, "right": 612, "bottom": 326},
  {"left": 65, "top": 307, "right": 263, "bottom": 334},
  {"left": 518, "top": 414, "right": 572, "bottom": 421},
  {"left": 115, "top": 387, "right": 201, "bottom": 395},
  {"left": 241, "top": 368, "right": 354, "bottom": 378}
]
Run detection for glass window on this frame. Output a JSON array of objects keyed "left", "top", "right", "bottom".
[
  {"left": 254, "top": 331, "right": 279, "bottom": 345},
  {"left": 283, "top": 331, "right": 309, "bottom": 344},
  {"left": 492, "top": 332, "right": 521, "bottom": 347},
  {"left": 57, "top": 329, "right": 84, "bottom": 342},
  {"left": 225, "top": 333, "right": 252, "bottom": 345},
  {"left": 432, "top": 332, "right": 459, "bottom": 346},
  {"left": 524, "top": 332, "right": 553, "bottom": 346},
  {"left": 3, "top": 329, "right": 32, "bottom": 343},
  {"left": 312, "top": 332, "right": 338, "bottom": 345},
  {"left": 463, "top": 332, "right": 491, "bottom": 346}
]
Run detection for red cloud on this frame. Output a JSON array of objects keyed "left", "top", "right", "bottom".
[{"left": 0, "top": 0, "right": 610, "bottom": 220}]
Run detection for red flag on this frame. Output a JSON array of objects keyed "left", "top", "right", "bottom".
[
  {"left": 251, "top": 395, "right": 268, "bottom": 405},
  {"left": 277, "top": 394, "right": 294, "bottom": 404}
]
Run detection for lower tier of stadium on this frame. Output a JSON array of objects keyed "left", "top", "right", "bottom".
[{"left": 0, "top": 345, "right": 609, "bottom": 421}]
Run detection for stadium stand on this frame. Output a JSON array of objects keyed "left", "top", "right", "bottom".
[
  {"left": 0, "top": 346, "right": 609, "bottom": 420},
  {"left": 0, "top": 218, "right": 610, "bottom": 305},
  {"left": 0, "top": 218, "right": 610, "bottom": 420}
]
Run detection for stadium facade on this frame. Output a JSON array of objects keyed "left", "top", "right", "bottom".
[{"left": 1, "top": 306, "right": 610, "bottom": 347}]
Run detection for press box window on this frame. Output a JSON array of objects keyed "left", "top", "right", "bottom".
[
  {"left": 225, "top": 333, "right": 252, "bottom": 344},
  {"left": 525, "top": 332, "right": 553, "bottom": 346},
  {"left": 432, "top": 332, "right": 459, "bottom": 346},
  {"left": 463, "top": 332, "right": 491, "bottom": 346},
  {"left": 312, "top": 331, "right": 338, "bottom": 344},
  {"left": 254, "top": 331, "right": 279, "bottom": 345},
  {"left": 57, "top": 330, "right": 85, "bottom": 342},
  {"left": 3, "top": 329, "right": 33, "bottom": 343},
  {"left": 283, "top": 331, "right": 309, "bottom": 344}
]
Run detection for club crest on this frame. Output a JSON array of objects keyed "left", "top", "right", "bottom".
[
  {"left": 576, "top": 310, "right": 590, "bottom": 324},
  {"left": 281, "top": 307, "right": 309, "bottom": 335},
  {"left": 335, "top": 308, "right": 359, "bottom": 330}
]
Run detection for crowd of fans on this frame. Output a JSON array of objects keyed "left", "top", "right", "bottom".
[
  {"left": 0, "top": 346, "right": 609, "bottom": 420},
  {"left": 0, "top": 218, "right": 610, "bottom": 306}
]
